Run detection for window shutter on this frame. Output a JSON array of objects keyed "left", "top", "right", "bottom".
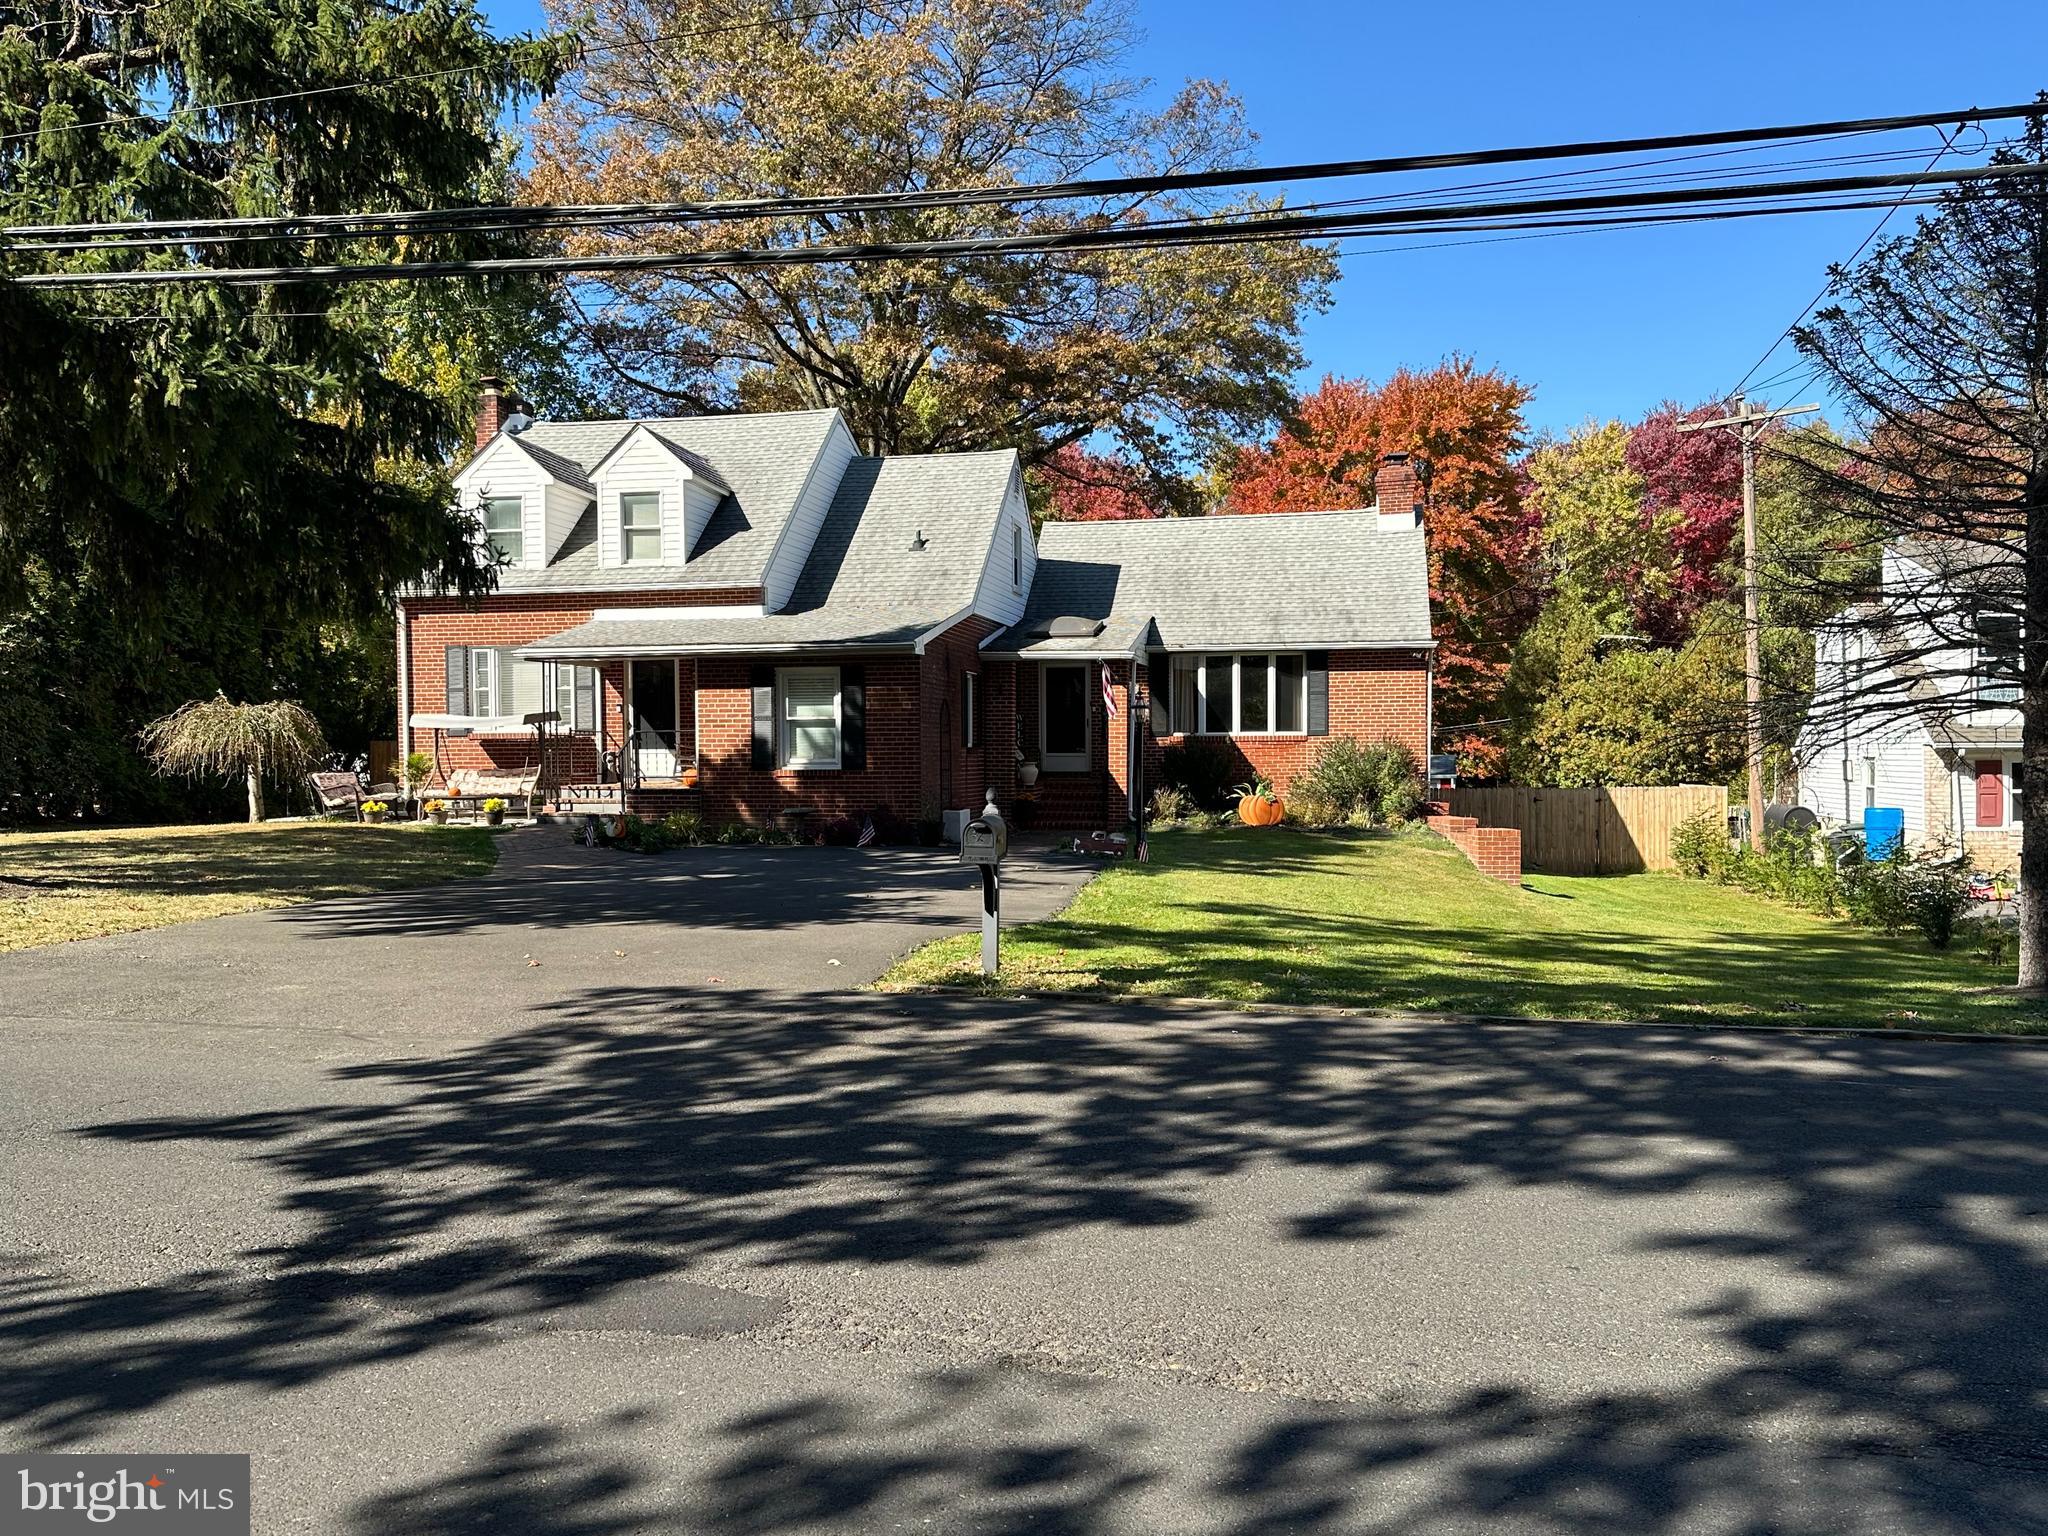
[
  {"left": 1976, "top": 759, "right": 2003, "bottom": 825},
  {"left": 445, "top": 646, "right": 470, "bottom": 715},
  {"left": 960, "top": 674, "right": 975, "bottom": 749},
  {"left": 574, "top": 666, "right": 597, "bottom": 734},
  {"left": 842, "top": 665, "right": 867, "bottom": 772},
  {"left": 1147, "top": 652, "right": 1170, "bottom": 736},
  {"left": 1306, "top": 651, "right": 1330, "bottom": 735},
  {"left": 750, "top": 665, "right": 776, "bottom": 769}
]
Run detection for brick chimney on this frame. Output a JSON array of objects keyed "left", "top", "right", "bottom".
[
  {"left": 1374, "top": 452, "right": 1426, "bottom": 529},
  {"left": 474, "top": 376, "right": 508, "bottom": 450}
]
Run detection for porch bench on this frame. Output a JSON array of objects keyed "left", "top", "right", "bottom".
[{"left": 441, "top": 768, "right": 542, "bottom": 820}]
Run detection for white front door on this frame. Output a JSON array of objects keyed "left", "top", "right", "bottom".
[{"left": 1041, "top": 662, "right": 1091, "bottom": 773}]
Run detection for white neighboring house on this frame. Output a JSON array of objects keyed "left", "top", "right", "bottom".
[{"left": 1795, "top": 538, "right": 2023, "bottom": 873}]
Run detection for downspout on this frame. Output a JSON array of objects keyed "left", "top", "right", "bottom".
[{"left": 395, "top": 598, "right": 410, "bottom": 778}]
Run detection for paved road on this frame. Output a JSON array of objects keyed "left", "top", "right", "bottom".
[{"left": 3, "top": 831, "right": 2046, "bottom": 1533}]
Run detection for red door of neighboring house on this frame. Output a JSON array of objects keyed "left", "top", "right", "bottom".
[{"left": 1975, "top": 759, "right": 2004, "bottom": 826}]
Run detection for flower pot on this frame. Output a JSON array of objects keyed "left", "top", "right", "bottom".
[
  {"left": 486, "top": 809, "right": 506, "bottom": 826},
  {"left": 1238, "top": 794, "right": 1285, "bottom": 827},
  {"left": 429, "top": 810, "right": 448, "bottom": 826},
  {"left": 1018, "top": 761, "right": 1041, "bottom": 788},
  {"left": 364, "top": 810, "right": 387, "bottom": 825}
]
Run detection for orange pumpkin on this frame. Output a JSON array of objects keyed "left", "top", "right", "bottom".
[{"left": 1238, "top": 793, "right": 1285, "bottom": 826}]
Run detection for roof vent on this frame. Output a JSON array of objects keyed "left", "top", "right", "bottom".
[
  {"left": 908, "top": 527, "right": 928, "bottom": 552},
  {"left": 503, "top": 409, "right": 535, "bottom": 436}
]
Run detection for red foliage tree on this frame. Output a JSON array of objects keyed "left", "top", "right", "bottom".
[
  {"left": 1036, "top": 445, "right": 1169, "bottom": 522},
  {"left": 1227, "top": 362, "right": 1533, "bottom": 772},
  {"left": 1624, "top": 401, "right": 1745, "bottom": 643}
]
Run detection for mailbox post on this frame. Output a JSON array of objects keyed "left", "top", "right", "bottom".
[{"left": 959, "top": 787, "right": 1008, "bottom": 975}]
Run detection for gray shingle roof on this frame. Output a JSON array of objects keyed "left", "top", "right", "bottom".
[
  {"left": 520, "top": 450, "right": 1017, "bottom": 657},
  {"left": 986, "top": 510, "right": 1433, "bottom": 655},
  {"left": 491, "top": 409, "right": 841, "bottom": 592},
  {"left": 506, "top": 434, "right": 594, "bottom": 493}
]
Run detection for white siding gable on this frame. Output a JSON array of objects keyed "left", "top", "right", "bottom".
[
  {"left": 589, "top": 424, "right": 725, "bottom": 568},
  {"left": 1797, "top": 625, "right": 1932, "bottom": 842},
  {"left": 970, "top": 461, "right": 1036, "bottom": 627},
  {"left": 451, "top": 434, "right": 547, "bottom": 571},
  {"left": 761, "top": 414, "right": 859, "bottom": 612}
]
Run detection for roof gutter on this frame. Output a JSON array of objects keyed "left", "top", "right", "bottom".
[{"left": 515, "top": 637, "right": 925, "bottom": 661}]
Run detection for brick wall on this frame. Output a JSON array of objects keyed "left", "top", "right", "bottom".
[
  {"left": 920, "top": 614, "right": 1002, "bottom": 820},
  {"left": 1140, "top": 649, "right": 1431, "bottom": 798},
  {"left": 1426, "top": 813, "right": 1522, "bottom": 881},
  {"left": 402, "top": 589, "right": 755, "bottom": 786}
]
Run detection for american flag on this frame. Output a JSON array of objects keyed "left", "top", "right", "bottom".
[
  {"left": 1102, "top": 665, "right": 1117, "bottom": 719},
  {"left": 856, "top": 817, "right": 877, "bottom": 847}
]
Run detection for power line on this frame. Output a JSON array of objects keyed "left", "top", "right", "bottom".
[
  {"left": 14, "top": 160, "right": 2036, "bottom": 289},
  {"left": 12, "top": 136, "right": 1974, "bottom": 256},
  {"left": 1724, "top": 125, "right": 1966, "bottom": 399},
  {"left": 11, "top": 99, "right": 2042, "bottom": 245}
]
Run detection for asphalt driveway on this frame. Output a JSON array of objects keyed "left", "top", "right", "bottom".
[{"left": 3, "top": 831, "right": 2047, "bottom": 1534}]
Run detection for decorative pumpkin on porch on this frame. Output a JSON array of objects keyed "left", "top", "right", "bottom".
[{"left": 1236, "top": 777, "right": 1285, "bottom": 826}]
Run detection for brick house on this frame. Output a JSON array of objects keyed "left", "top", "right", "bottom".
[{"left": 399, "top": 387, "right": 1435, "bottom": 831}]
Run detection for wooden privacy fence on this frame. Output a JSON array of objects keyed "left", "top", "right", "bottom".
[{"left": 1444, "top": 785, "right": 1726, "bottom": 875}]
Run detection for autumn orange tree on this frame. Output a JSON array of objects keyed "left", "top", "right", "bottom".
[{"left": 1227, "top": 363, "right": 1534, "bottom": 770}]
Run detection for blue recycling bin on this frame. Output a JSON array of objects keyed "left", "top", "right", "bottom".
[{"left": 1863, "top": 805, "right": 1904, "bottom": 860}]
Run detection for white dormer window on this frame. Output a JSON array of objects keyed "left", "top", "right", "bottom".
[
  {"left": 620, "top": 491, "right": 662, "bottom": 564},
  {"left": 483, "top": 496, "right": 523, "bottom": 565}
]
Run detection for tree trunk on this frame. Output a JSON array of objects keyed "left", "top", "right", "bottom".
[
  {"left": 2022, "top": 469, "right": 2048, "bottom": 992},
  {"left": 245, "top": 758, "right": 265, "bottom": 824}
]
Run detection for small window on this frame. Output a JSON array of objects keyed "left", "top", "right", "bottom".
[
  {"left": 1011, "top": 524, "right": 1024, "bottom": 591},
  {"left": 469, "top": 648, "right": 496, "bottom": 718},
  {"left": 1169, "top": 656, "right": 1199, "bottom": 736},
  {"left": 483, "top": 496, "right": 523, "bottom": 565},
  {"left": 1976, "top": 612, "right": 2022, "bottom": 704},
  {"left": 1240, "top": 654, "right": 1271, "bottom": 733},
  {"left": 1275, "top": 654, "right": 1305, "bottom": 731},
  {"left": 1202, "top": 656, "right": 1235, "bottom": 734},
  {"left": 780, "top": 667, "right": 840, "bottom": 769},
  {"left": 620, "top": 491, "right": 662, "bottom": 564},
  {"left": 554, "top": 664, "right": 596, "bottom": 733},
  {"left": 962, "top": 672, "right": 979, "bottom": 750}
]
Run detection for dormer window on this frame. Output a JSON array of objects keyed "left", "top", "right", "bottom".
[
  {"left": 1976, "top": 611, "right": 2022, "bottom": 704},
  {"left": 483, "top": 496, "right": 523, "bottom": 565},
  {"left": 620, "top": 491, "right": 662, "bottom": 564},
  {"left": 1011, "top": 524, "right": 1023, "bottom": 591}
]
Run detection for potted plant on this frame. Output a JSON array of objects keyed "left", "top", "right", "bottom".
[
  {"left": 482, "top": 796, "right": 508, "bottom": 826},
  {"left": 424, "top": 798, "right": 449, "bottom": 826},
  {"left": 1235, "top": 777, "right": 1284, "bottom": 827},
  {"left": 361, "top": 799, "right": 390, "bottom": 824},
  {"left": 1015, "top": 747, "right": 1040, "bottom": 788}
]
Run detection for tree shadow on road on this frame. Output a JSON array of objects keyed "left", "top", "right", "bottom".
[{"left": 4, "top": 987, "right": 2046, "bottom": 1532}]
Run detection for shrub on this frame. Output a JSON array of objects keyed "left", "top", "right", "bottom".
[
  {"left": 1286, "top": 786, "right": 1342, "bottom": 827},
  {"left": 712, "top": 820, "right": 757, "bottom": 845},
  {"left": 1907, "top": 858, "right": 1972, "bottom": 948},
  {"left": 1149, "top": 784, "right": 1194, "bottom": 823},
  {"left": 1291, "top": 738, "right": 1422, "bottom": 826},
  {"left": 1670, "top": 809, "right": 1727, "bottom": 880},
  {"left": 1160, "top": 738, "right": 1235, "bottom": 810}
]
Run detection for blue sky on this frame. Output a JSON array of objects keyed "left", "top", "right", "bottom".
[{"left": 480, "top": 0, "right": 2048, "bottom": 437}]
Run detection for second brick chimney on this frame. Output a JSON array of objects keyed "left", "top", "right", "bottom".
[
  {"left": 1374, "top": 452, "right": 1425, "bottom": 529},
  {"left": 474, "top": 376, "right": 508, "bottom": 451}
]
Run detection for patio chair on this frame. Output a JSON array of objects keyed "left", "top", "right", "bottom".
[{"left": 307, "top": 771, "right": 368, "bottom": 820}]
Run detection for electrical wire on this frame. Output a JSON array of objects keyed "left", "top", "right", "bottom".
[{"left": 14, "top": 161, "right": 2036, "bottom": 289}]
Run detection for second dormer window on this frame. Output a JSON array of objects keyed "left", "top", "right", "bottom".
[
  {"left": 620, "top": 491, "right": 662, "bottom": 564},
  {"left": 483, "top": 496, "right": 522, "bottom": 565}
]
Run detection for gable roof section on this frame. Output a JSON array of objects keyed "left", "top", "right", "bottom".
[
  {"left": 505, "top": 434, "right": 595, "bottom": 493},
  {"left": 519, "top": 450, "right": 1017, "bottom": 657},
  {"left": 985, "top": 510, "right": 1433, "bottom": 656},
  {"left": 487, "top": 409, "right": 841, "bottom": 592}
]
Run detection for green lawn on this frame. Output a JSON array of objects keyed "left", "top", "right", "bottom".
[
  {"left": 882, "top": 826, "right": 2048, "bottom": 1035},
  {"left": 0, "top": 821, "right": 499, "bottom": 952}
]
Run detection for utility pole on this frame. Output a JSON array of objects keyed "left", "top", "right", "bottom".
[{"left": 1677, "top": 394, "right": 1818, "bottom": 845}]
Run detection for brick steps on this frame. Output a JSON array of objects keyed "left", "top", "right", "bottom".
[{"left": 1425, "top": 813, "right": 1522, "bottom": 882}]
